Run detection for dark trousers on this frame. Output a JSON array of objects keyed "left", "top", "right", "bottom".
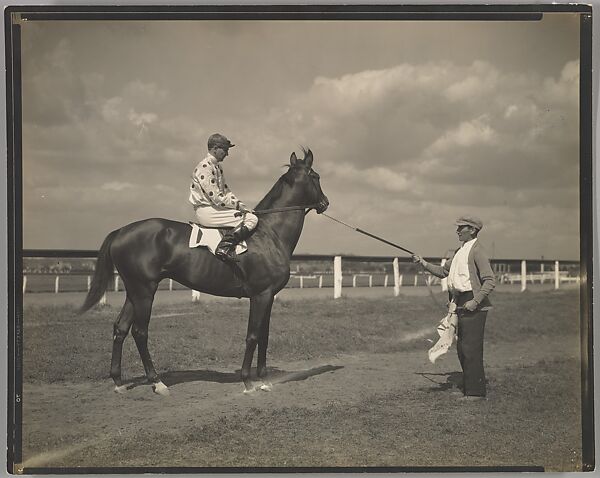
[{"left": 454, "top": 291, "right": 488, "bottom": 397}]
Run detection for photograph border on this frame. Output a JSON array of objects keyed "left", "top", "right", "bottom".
[{"left": 5, "top": 4, "right": 594, "bottom": 473}]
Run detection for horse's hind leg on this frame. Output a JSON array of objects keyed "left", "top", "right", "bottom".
[
  {"left": 129, "top": 282, "right": 169, "bottom": 395},
  {"left": 110, "top": 296, "right": 134, "bottom": 392}
]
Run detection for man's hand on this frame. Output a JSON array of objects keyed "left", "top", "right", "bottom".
[
  {"left": 463, "top": 300, "right": 478, "bottom": 312},
  {"left": 412, "top": 254, "right": 426, "bottom": 266}
]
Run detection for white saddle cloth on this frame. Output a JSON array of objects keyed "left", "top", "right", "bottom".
[{"left": 189, "top": 223, "right": 248, "bottom": 255}]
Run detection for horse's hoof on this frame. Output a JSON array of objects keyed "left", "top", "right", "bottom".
[
  {"left": 152, "top": 381, "right": 170, "bottom": 396},
  {"left": 243, "top": 385, "right": 257, "bottom": 394},
  {"left": 259, "top": 382, "right": 273, "bottom": 392},
  {"left": 114, "top": 385, "right": 127, "bottom": 394}
]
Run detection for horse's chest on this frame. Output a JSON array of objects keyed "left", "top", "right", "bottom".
[{"left": 243, "top": 254, "right": 289, "bottom": 284}]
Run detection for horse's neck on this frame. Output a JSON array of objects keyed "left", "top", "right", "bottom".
[
  {"left": 258, "top": 188, "right": 306, "bottom": 256},
  {"left": 262, "top": 211, "right": 305, "bottom": 255}
]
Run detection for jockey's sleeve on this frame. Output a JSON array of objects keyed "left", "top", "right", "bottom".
[{"left": 195, "top": 163, "right": 242, "bottom": 210}]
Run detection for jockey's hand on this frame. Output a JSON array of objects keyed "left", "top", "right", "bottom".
[{"left": 463, "top": 300, "right": 478, "bottom": 312}]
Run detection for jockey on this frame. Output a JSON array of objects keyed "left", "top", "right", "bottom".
[{"left": 189, "top": 133, "right": 258, "bottom": 263}]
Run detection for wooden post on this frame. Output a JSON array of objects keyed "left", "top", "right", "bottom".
[
  {"left": 399, "top": 274, "right": 403, "bottom": 287},
  {"left": 352, "top": 275, "right": 357, "bottom": 288},
  {"left": 54, "top": 276, "right": 60, "bottom": 294},
  {"left": 300, "top": 276, "right": 304, "bottom": 289},
  {"left": 334, "top": 256, "right": 342, "bottom": 299},
  {"left": 169, "top": 279, "right": 173, "bottom": 291},
  {"left": 369, "top": 275, "right": 372, "bottom": 288},
  {"left": 521, "top": 260, "right": 527, "bottom": 292},
  {"left": 555, "top": 260, "right": 560, "bottom": 290},
  {"left": 318, "top": 275, "right": 323, "bottom": 288},
  {"left": 384, "top": 275, "right": 388, "bottom": 288},
  {"left": 414, "top": 275, "right": 418, "bottom": 287},
  {"left": 87, "top": 276, "right": 91, "bottom": 292},
  {"left": 393, "top": 258, "right": 400, "bottom": 297},
  {"left": 23, "top": 275, "right": 27, "bottom": 294}
]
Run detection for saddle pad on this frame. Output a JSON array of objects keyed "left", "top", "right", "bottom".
[{"left": 189, "top": 223, "right": 247, "bottom": 255}]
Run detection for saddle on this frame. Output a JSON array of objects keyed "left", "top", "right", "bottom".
[{"left": 188, "top": 222, "right": 248, "bottom": 256}]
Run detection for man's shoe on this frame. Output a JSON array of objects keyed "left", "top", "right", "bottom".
[
  {"left": 215, "top": 236, "right": 235, "bottom": 262},
  {"left": 215, "top": 223, "right": 251, "bottom": 263},
  {"left": 458, "top": 395, "right": 487, "bottom": 401},
  {"left": 215, "top": 242, "right": 239, "bottom": 263}
]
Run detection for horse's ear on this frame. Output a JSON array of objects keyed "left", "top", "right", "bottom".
[
  {"left": 304, "top": 149, "right": 313, "bottom": 168},
  {"left": 290, "top": 152, "right": 298, "bottom": 166}
]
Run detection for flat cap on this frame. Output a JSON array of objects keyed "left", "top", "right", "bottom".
[
  {"left": 208, "top": 133, "right": 235, "bottom": 150},
  {"left": 455, "top": 215, "right": 483, "bottom": 230}
]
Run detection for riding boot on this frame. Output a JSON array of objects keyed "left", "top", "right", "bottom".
[{"left": 215, "top": 224, "right": 251, "bottom": 263}]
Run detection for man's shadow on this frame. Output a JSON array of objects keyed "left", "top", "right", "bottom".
[
  {"left": 415, "top": 371, "right": 463, "bottom": 393},
  {"left": 122, "top": 364, "right": 344, "bottom": 390}
]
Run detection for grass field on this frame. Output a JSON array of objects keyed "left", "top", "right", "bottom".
[{"left": 20, "top": 288, "right": 585, "bottom": 471}]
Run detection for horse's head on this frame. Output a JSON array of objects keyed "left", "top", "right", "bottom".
[{"left": 282, "top": 148, "right": 329, "bottom": 214}]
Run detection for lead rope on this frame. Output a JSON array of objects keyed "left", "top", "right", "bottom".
[
  {"left": 320, "top": 212, "right": 446, "bottom": 311},
  {"left": 320, "top": 213, "right": 415, "bottom": 255},
  {"left": 252, "top": 206, "right": 441, "bottom": 308}
]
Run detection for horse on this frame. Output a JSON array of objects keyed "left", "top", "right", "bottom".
[{"left": 80, "top": 148, "right": 329, "bottom": 395}]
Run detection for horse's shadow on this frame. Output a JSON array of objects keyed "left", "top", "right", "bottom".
[
  {"left": 122, "top": 364, "right": 344, "bottom": 390},
  {"left": 415, "top": 371, "right": 463, "bottom": 393}
]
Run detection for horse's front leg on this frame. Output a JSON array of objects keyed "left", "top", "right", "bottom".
[
  {"left": 242, "top": 289, "right": 274, "bottom": 393},
  {"left": 256, "top": 295, "right": 274, "bottom": 381},
  {"left": 130, "top": 284, "right": 168, "bottom": 395}
]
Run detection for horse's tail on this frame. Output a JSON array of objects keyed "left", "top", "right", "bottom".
[{"left": 79, "top": 230, "right": 119, "bottom": 314}]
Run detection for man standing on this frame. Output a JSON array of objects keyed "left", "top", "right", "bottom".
[
  {"left": 412, "top": 216, "right": 496, "bottom": 400},
  {"left": 189, "top": 133, "right": 258, "bottom": 263}
]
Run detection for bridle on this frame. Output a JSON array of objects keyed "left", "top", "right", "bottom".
[{"left": 254, "top": 166, "right": 326, "bottom": 216}]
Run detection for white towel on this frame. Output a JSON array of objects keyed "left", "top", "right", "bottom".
[{"left": 428, "top": 302, "right": 459, "bottom": 364}]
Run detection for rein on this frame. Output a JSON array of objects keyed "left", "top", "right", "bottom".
[{"left": 254, "top": 204, "right": 321, "bottom": 215}]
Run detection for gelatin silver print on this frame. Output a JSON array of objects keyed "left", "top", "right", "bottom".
[{"left": 6, "top": 4, "right": 594, "bottom": 473}]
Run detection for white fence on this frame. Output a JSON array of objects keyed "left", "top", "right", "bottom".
[{"left": 23, "top": 257, "right": 580, "bottom": 301}]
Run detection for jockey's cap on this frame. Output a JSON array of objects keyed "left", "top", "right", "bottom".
[
  {"left": 208, "top": 133, "right": 235, "bottom": 150},
  {"left": 455, "top": 215, "right": 483, "bottom": 230}
]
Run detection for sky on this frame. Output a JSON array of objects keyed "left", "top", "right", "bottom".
[{"left": 20, "top": 14, "right": 583, "bottom": 260}]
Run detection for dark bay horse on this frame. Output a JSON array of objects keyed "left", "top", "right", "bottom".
[{"left": 80, "top": 148, "right": 329, "bottom": 395}]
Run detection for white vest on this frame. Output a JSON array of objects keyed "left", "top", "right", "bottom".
[{"left": 447, "top": 238, "right": 477, "bottom": 292}]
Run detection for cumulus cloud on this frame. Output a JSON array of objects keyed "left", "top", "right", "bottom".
[
  {"left": 256, "top": 58, "right": 579, "bottom": 199},
  {"left": 424, "top": 115, "right": 498, "bottom": 156}
]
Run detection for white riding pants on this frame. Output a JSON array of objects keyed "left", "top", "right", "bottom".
[{"left": 193, "top": 205, "right": 258, "bottom": 230}]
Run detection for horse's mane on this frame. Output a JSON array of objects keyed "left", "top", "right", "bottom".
[{"left": 255, "top": 175, "right": 286, "bottom": 211}]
